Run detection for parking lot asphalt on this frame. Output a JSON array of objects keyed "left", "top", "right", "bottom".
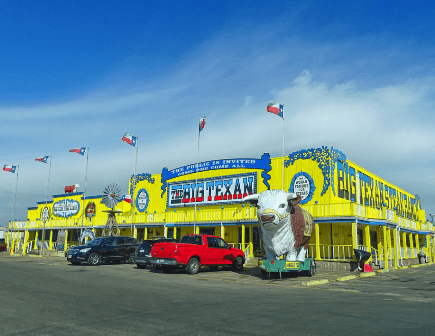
[{"left": 2, "top": 252, "right": 432, "bottom": 288}]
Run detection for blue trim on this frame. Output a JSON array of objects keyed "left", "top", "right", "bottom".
[
  {"left": 36, "top": 201, "right": 53, "bottom": 205},
  {"left": 285, "top": 146, "right": 346, "bottom": 197},
  {"left": 82, "top": 195, "right": 104, "bottom": 200},
  {"left": 27, "top": 207, "right": 38, "bottom": 210},
  {"left": 52, "top": 192, "right": 83, "bottom": 198}
]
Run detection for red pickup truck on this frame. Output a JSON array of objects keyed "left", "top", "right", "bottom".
[{"left": 149, "top": 234, "right": 245, "bottom": 274}]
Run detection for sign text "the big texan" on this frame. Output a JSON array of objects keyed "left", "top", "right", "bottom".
[{"left": 168, "top": 173, "right": 256, "bottom": 207}]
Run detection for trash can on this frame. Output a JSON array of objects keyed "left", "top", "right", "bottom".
[{"left": 418, "top": 247, "right": 426, "bottom": 264}]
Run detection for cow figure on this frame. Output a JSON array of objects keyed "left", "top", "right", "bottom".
[
  {"left": 64, "top": 184, "right": 80, "bottom": 194},
  {"left": 243, "top": 189, "right": 314, "bottom": 262}
]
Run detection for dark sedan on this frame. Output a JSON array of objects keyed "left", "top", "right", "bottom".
[
  {"left": 134, "top": 237, "right": 177, "bottom": 269},
  {"left": 67, "top": 236, "right": 139, "bottom": 266}
]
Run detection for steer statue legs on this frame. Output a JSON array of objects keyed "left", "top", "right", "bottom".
[{"left": 243, "top": 189, "right": 314, "bottom": 263}]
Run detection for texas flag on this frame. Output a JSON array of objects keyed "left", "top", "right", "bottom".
[
  {"left": 199, "top": 116, "right": 206, "bottom": 132},
  {"left": 35, "top": 156, "right": 49, "bottom": 163},
  {"left": 69, "top": 147, "right": 87, "bottom": 156},
  {"left": 122, "top": 195, "right": 132, "bottom": 203},
  {"left": 122, "top": 133, "right": 137, "bottom": 147},
  {"left": 3, "top": 165, "right": 17, "bottom": 173},
  {"left": 267, "top": 101, "right": 284, "bottom": 118}
]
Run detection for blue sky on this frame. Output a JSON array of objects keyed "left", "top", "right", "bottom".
[{"left": 1, "top": 1, "right": 435, "bottom": 224}]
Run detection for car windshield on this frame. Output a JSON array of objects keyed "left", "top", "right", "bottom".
[{"left": 86, "top": 238, "right": 106, "bottom": 246}]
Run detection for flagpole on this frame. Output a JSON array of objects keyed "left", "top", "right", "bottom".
[
  {"left": 282, "top": 104, "right": 285, "bottom": 190},
  {"left": 131, "top": 137, "right": 138, "bottom": 237},
  {"left": 81, "top": 147, "right": 89, "bottom": 230},
  {"left": 11, "top": 164, "right": 19, "bottom": 230},
  {"left": 43, "top": 157, "right": 52, "bottom": 248},
  {"left": 194, "top": 129, "right": 201, "bottom": 234}
]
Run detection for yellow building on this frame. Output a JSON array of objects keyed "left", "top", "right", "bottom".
[{"left": 7, "top": 146, "right": 435, "bottom": 270}]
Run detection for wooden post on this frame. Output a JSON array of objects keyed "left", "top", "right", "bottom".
[{"left": 315, "top": 223, "right": 321, "bottom": 260}]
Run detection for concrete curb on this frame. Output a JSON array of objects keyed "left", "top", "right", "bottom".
[
  {"left": 411, "top": 265, "right": 420, "bottom": 268},
  {"left": 336, "top": 275, "right": 356, "bottom": 282},
  {"left": 359, "top": 272, "right": 376, "bottom": 278},
  {"left": 399, "top": 266, "right": 408, "bottom": 269},
  {"left": 377, "top": 269, "right": 389, "bottom": 273},
  {"left": 300, "top": 279, "right": 329, "bottom": 286}
]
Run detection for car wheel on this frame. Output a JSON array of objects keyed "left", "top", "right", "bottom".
[
  {"left": 185, "top": 258, "right": 200, "bottom": 274},
  {"left": 128, "top": 253, "right": 135, "bottom": 264},
  {"left": 137, "top": 263, "right": 147, "bottom": 269},
  {"left": 71, "top": 261, "right": 81, "bottom": 265},
  {"left": 88, "top": 253, "right": 101, "bottom": 266},
  {"left": 306, "top": 259, "right": 316, "bottom": 277},
  {"left": 232, "top": 256, "right": 244, "bottom": 272}
]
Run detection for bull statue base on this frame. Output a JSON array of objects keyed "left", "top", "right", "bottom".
[{"left": 243, "top": 189, "right": 314, "bottom": 262}]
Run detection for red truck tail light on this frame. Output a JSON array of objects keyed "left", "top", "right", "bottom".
[{"left": 271, "top": 260, "right": 274, "bottom": 264}]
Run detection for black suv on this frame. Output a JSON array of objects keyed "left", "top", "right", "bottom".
[
  {"left": 67, "top": 236, "right": 139, "bottom": 266},
  {"left": 134, "top": 237, "right": 177, "bottom": 269}
]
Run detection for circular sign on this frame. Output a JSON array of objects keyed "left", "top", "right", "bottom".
[
  {"left": 41, "top": 206, "right": 50, "bottom": 223},
  {"left": 289, "top": 172, "right": 315, "bottom": 204},
  {"left": 136, "top": 189, "right": 149, "bottom": 212}
]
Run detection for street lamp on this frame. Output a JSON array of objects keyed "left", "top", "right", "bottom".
[{"left": 429, "top": 214, "right": 434, "bottom": 222}]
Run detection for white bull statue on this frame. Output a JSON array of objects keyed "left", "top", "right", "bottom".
[{"left": 243, "top": 189, "right": 314, "bottom": 262}]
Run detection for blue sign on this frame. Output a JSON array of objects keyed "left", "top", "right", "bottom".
[
  {"left": 161, "top": 153, "right": 271, "bottom": 196},
  {"left": 53, "top": 199, "right": 80, "bottom": 218},
  {"left": 289, "top": 172, "right": 315, "bottom": 205},
  {"left": 136, "top": 189, "right": 149, "bottom": 212}
]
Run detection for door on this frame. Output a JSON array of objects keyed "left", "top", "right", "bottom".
[{"left": 101, "top": 238, "right": 120, "bottom": 261}]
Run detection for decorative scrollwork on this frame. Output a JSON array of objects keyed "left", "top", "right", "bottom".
[
  {"left": 285, "top": 146, "right": 346, "bottom": 196},
  {"left": 130, "top": 173, "right": 155, "bottom": 194}
]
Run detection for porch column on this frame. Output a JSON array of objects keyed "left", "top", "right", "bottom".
[
  {"left": 383, "top": 226, "right": 388, "bottom": 269},
  {"left": 164, "top": 225, "right": 167, "bottom": 238},
  {"left": 402, "top": 231, "right": 408, "bottom": 259},
  {"left": 315, "top": 223, "right": 321, "bottom": 260},
  {"left": 64, "top": 230, "right": 69, "bottom": 252},
  {"left": 22, "top": 230, "right": 29, "bottom": 255},
  {"left": 220, "top": 224, "right": 225, "bottom": 239},
  {"left": 432, "top": 236, "right": 435, "bottom": 264},
  {"left": 410, "top": 233, "right": 415, "bottom": 258},
  {"left": 364, "top": 225, "right": 371, "bottom": 250},
  {"left": 241, "top": 224, "right": 245, "bottom": 247},
  {"left": 49, "top": 230, "right": 53, "bottom": 250},
  {"left": 351, "top": 222, "right": 357, "bottom": 250},
  {"left": 144, "top": 227, "right": 148, "bottom": 240},
  {"left": 153, "top": 228, "right": 156, "bottom": 237},
  {"left": 426, "top": 235, "right": 432, "bottom": 264},
  {"left": 392, "top": 228, "right": 398, "bottom": 269},
  {"left": 415, "top": 234, "right": 420, "bottom": 256},
  {"left": 249, "top": 225, "right": 254, "bottom": 258},
  {"left": 10, "top": 232, "right": 17, "bottom": 255},
  {"left": 133, "top": 226, "right": 137, "bottom": 239},
  {"left": 34, "top": 231, "right": 38, "bottom": 251}
]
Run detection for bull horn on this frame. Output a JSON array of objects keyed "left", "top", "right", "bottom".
[
  {"left": 242, "top": 194, "right": 259, "bottom": 203},
  {"left": 286, "top": 193, "right": 298, "bottom": 200}
]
